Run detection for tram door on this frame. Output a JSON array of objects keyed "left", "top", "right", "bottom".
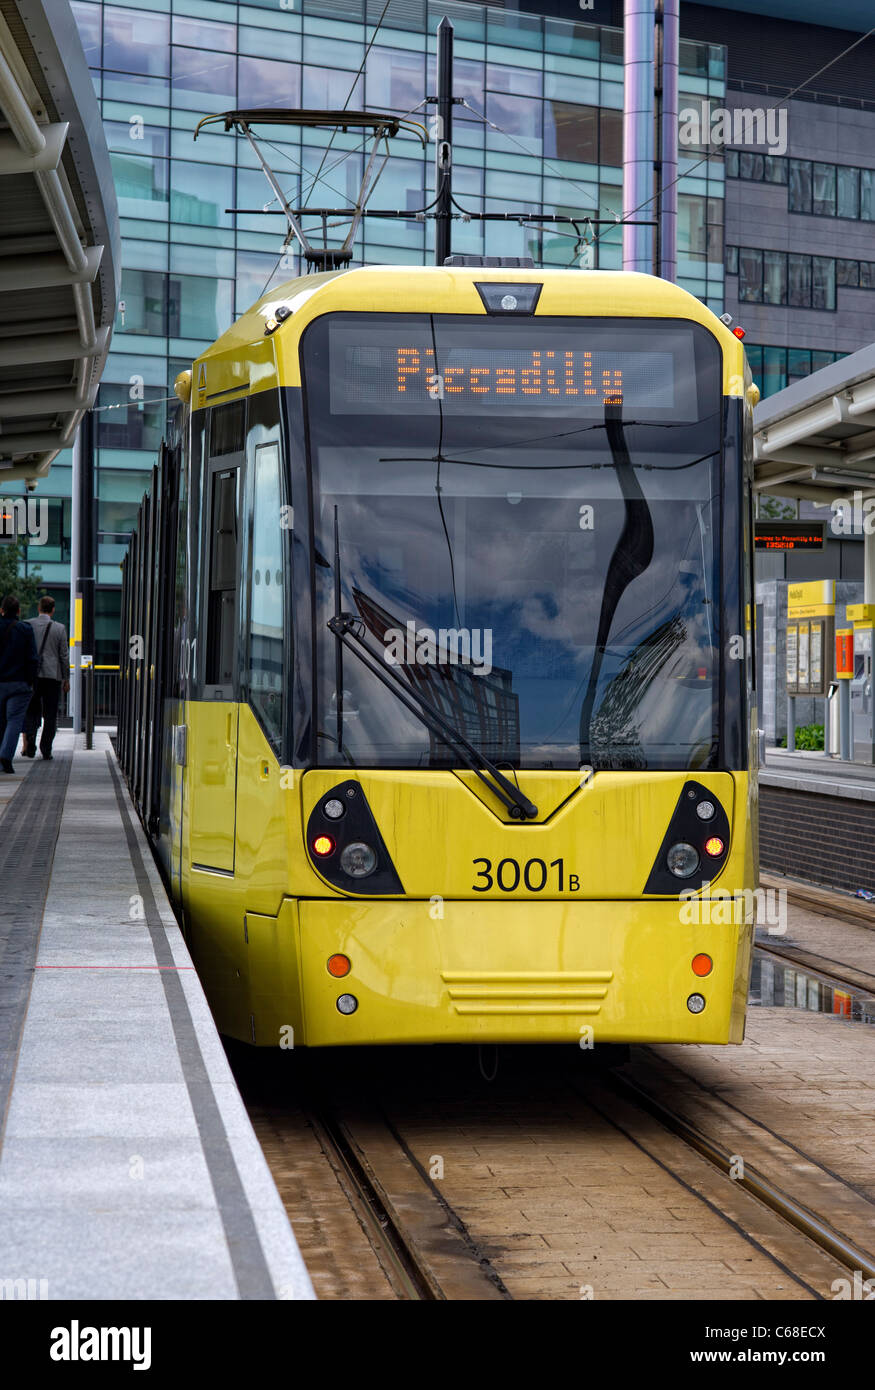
[{"left": 189, "top": 407, "right": 244, "bottom": 874}]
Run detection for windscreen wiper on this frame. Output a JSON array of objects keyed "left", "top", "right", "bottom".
[
  {"left": 579, "top": 403, "right": 655, "bottom": 761},
  {"left": 327, "top": 613, "right": 539, "bottom": 821}
]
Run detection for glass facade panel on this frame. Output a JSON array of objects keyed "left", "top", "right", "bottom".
[
  {"left": 366, "top": 46, "right": 423, "bottom": 110},
  {"left": 72, "top": 1, "right": 102, "bottom": 67},
  {"left": 170, "top": 160, "right": 234, "bottom": 228},
  {"left": 812, "top": 162, "right": 836, "bottom": 216},
  {"left": 238, "top": 54, "right": 302, "bottom": 108},
  {"left": 738, "top": 247, "right": 763, "bottom": 302},
  {"left": 762, "top": 346, "right": 788, "bottom": 396},
  {"left": 172, "top": 45, "right": 236, "bottom": 108},
  {"left": 788, "top": 158, "right": 812, "bottom": 213},
  {"left": 861, "top": 169, "right": 875, "bottom": 221},
  {"left": 103, "top": 6, "right": 169, "bottom": 76},
  {"left": 119, "top": 268, "right": 166, "bottom": 335},
  {"left": 110, "top": 152, "right": 169, "bottom": 217},
  {"left": 837, "top": 257, "right": 859, "bottom": 287},
  {"left": 837, "top": 165, "right": 859, "bottom": 218},
  {"left": 788, "top": 253, "right": 812, "bottom": 307},
  {"left": 172, "top": 15, "right": 236, "bottom": 52},
  {"left": 764, "top": 155, "right": 787, "bottom": 184},
  {"left": 812, "top": 255, "right": 835, "bottom": 310},
  {"left": 678, "top": 194, "right": 707, "bottom": 258},
  {"left": 763, "top": 249, "right": 786, "bottom": 305},
  {"left": 543, "top": 102, "right": 597, "bottom": 163},
  {"left": 739, "top": 151, "right": 763, "bottom": 181},
  {"left": 167, "top": 275, "right": 233, "bottom": 341}
]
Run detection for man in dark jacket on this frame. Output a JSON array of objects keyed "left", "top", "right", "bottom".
[{"left": 0, "top": 594, "right": 38, "bottom": 773}]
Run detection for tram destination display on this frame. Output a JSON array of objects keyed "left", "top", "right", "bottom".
[{"left": 326, "top": 318, "right": 705, "bottom": 419}]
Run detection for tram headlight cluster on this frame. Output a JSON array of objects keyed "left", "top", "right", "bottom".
[
  {"left": 340, "top": 842, "right": 378, "bottom": 878},
  {"left": 667, "top": 842, "right": 700, "bottom": 878}
]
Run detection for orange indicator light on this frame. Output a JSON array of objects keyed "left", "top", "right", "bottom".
[
  {"left": 692, "top": 953, "right": 713, "bottom": 977},
  {"left": 312, "top": 835, "right": 335, "bottom": 857},
  {"left": 704, "top": 837, "right": 725, "bottom": 857},
  {"left": 327, "top": 954, "right": 351, "bottom": 978}
]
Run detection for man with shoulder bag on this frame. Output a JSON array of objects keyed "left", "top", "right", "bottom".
[
  {"left": 23, "top": 595, "right": 70, "bottom": 762},
  {"left": 0, "top": 593, "right": 38, "bottom": 774}
]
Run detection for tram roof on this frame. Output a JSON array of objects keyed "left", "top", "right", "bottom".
[
  {"left": 753, "top": 341, "right": 875, "bottom": 504},
  {"left": 196, "top": 266, "right": 745, "bottom": 380}
]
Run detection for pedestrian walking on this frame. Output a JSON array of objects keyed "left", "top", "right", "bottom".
[
  {"left": 0, "top": 594, "right": 38, "bottom": 774},
  {"left": 22, "top": 595, "right": 70, "bottom": 761}
]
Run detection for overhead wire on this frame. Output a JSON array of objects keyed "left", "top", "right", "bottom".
[{"left": 589, "top": 22, "right": 875, "bottom": 250}]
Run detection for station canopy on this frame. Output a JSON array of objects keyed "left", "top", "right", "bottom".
[
  {"left": 0, "top": 0, "right": 118, "bottom": 485},
  {"left": 754, "top": 342, "right": 875, "bottom": 505}
]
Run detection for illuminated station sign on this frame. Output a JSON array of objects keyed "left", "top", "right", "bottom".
[{"left": 755, "top": 522, "right": 825, "bottom": 551}]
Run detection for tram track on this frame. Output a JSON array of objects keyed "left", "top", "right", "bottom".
[
  {"left": 598, "top": 1065, "right": 875, "bottom": 1286},
  {"left": 237, "top": 1039, "right": 873, "bottom": 1301}
]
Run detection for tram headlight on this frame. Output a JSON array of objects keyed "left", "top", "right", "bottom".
[
  {"left": 340, "top": 841, "right": 377, "bottom": 878},
  {"left": 695, "top": 799, "right": 715, "bottom": 821},
  {"left": 323, "top": 798, "right": 345, "bottom": 820},
  {"left": 687, "top": 993, "right": 706, "bottom": 1014},
  {"left": 336, "top": 994, "right": 358, "bottom": 1015},
  {"left": 666, "top": 842, "right": 699, "bottom": 878}
]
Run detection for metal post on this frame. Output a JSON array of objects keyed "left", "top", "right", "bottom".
[
  {"left": 85, "top": 661, "right": 94, "bottom": 750},
  {"left": 623, "top": 0, "right": 655, "bottom": 273},
  {"left": 840, "top": 676, "right": 851, "bottom": 760},
  {"left": 70, "top": 423, "right": 82, "bottom": 732},
  {"left": 434, "top": 16, "right": 454, "bottom": 267},
  {"left": 787, "top": 693, "right": 796, "bottom": 752},
  {"left": 865, "top": 523, "right": 875, "bottom": 606},
  {"left": 657, "top": 0, "right": 678, "bottom": 281}
]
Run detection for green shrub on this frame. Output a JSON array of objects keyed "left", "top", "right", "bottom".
[{"left": 779, "top": 723, "right": 824, "bottom": 751}]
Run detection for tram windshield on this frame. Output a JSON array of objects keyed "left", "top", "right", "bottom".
[{"left": 302, "top": 312, "right": 725, "bottom": 771}]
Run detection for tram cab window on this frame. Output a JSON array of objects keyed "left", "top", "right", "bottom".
[
  {"left": 206, "top": 468, "right": 239, "bottom": 687},
  {"left": 204, "top": 401, "right": 245, "bottom": 691},
  {"left": 248, "top": 441, "right": 285, "bottom": 751}
]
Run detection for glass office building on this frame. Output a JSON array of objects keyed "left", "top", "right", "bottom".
[{"left": 10, "top": 0, "right": 728, "bottom": 659}]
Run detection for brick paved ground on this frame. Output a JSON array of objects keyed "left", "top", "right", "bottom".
[
  {"left": 758, "top": 897, "right": 875, "bottom": 981},
  {"left": 379, "top": 1065, "right": 836, "bottom": 1301},
  {"left": 248, "top": 1101, "right": 395, "bottom": 1300}
]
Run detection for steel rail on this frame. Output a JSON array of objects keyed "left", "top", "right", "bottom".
[{"left": 608, "top": 1070, "right": 875, "bottom": 1284}]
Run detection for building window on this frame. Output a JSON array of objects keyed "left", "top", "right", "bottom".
[
  {"left": 812, "top": 256, "right": 835, "bottom": 310},
  {"left": 837, "top": 165, "right": 859, "bottom": 219},
  {"left": 738, "top": 247, "right": 763, "bottom": 302},
  {"left": 862, "top": 170, "right": 875, "bottom": 221},
  {"left": 726, "top": 244, "right": 738, "bottom": 275},
  {"left": 739, "top": 151, "right": 764, "bottom": 181},
  {"left": 103, "top": 6, "right": 169, "bottom": 77},
  {"left": 837, "top": 258, "right": 859, "bottom": 287},
  {"left": 788, "top": 253, "right": 812, "bottom": 307},
  {"left": 788, "top": 159, "right": 812, "bottom": 213},
  {"left": 763, "top": 249, "right": 786, "bottom": 305},
  {"left": 812, "top": 162, "right": 836, "bottom": 216},
  {"left": 764, "top": 155, "right": 788, "bottom": 184},
  {"left": 119, "top": 268, "right": 166, "bottom": 335},
  {"left": 544, "top": 103, "right": 598, "bottom": 163}
]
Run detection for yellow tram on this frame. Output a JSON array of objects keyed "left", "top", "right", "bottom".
[{"left": 119, "top": 264, "right": 759, "bottom": 1048}]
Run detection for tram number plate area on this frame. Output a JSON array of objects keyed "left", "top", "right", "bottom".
[{"left": 472, "top": 857, "right": 580, "bottom": 893}]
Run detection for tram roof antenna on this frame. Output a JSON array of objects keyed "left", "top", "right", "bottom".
[{"left": 194, "top": 109, "right": 428, "bottom": 271}]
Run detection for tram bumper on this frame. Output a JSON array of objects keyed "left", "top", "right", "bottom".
[{"left": 294, "top": 898, "right": 753, "bottom": 1047}]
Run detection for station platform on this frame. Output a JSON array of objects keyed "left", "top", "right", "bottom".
[
  {"left": 762, "top": 745, "right": 875, "bottom": 802},
  {"left": 759, "top": 746, "right": 875, "bottom": 894},
  {"left": 0, "top": 732, "right": 314, "bottom": 1301}
]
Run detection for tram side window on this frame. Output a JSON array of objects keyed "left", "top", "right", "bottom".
[
  {"left": 248, "top": 442, "right": 285, "bottom": 752},
  {"left": 206, "top": 468, "right": 239, "bottom": 687}
]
